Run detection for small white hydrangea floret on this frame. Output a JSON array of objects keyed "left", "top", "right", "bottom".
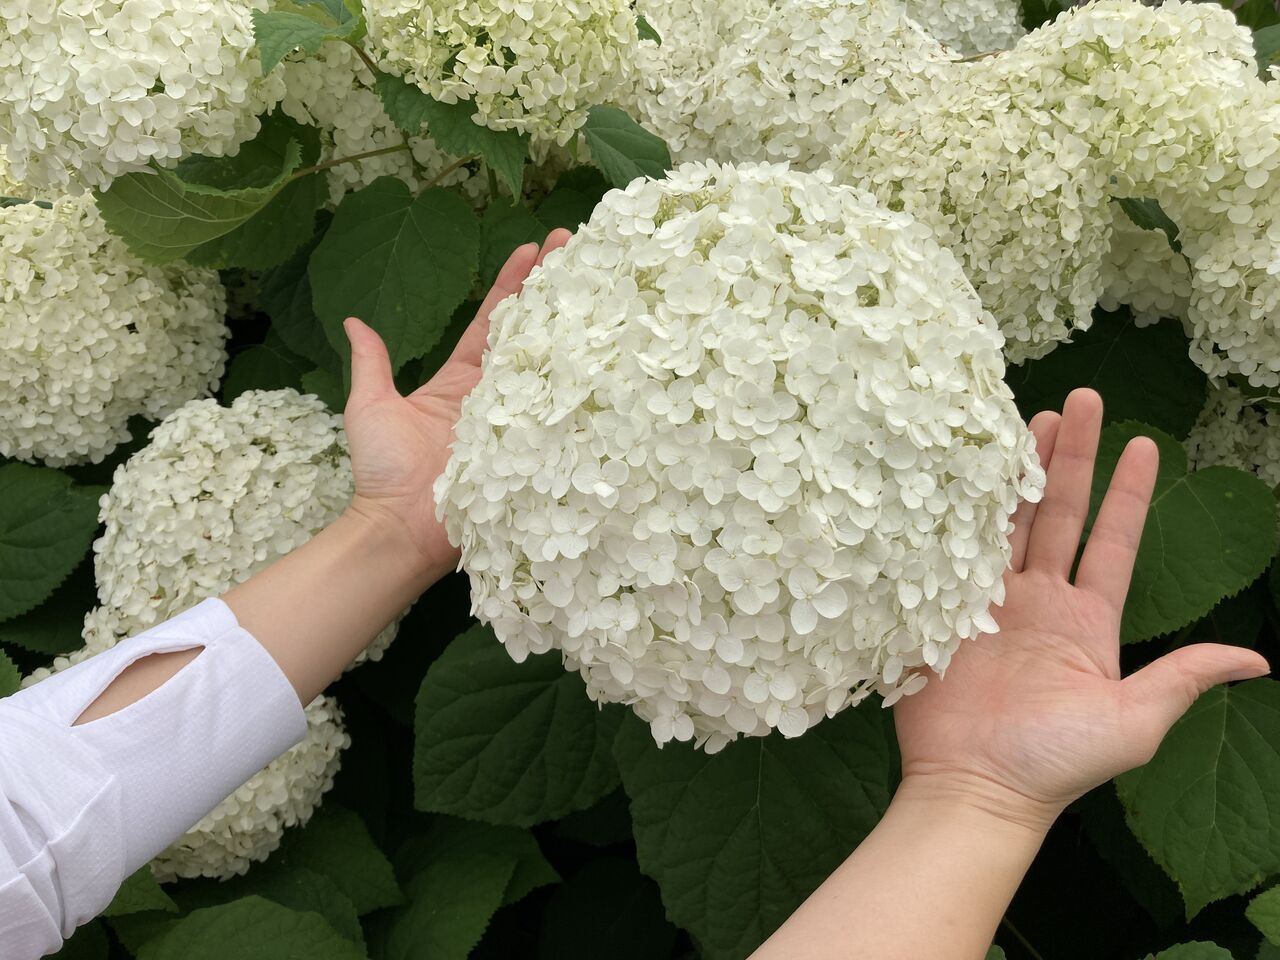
[
  {"left": 899, "top": 0, "right": 1024, "bottom": 56},
  {"left": 0, "top": 195, "right": 228, "bottom": 466},
  {"left": 365, "top": 0, "right": 639, "bottom": 146},
  {"left": 0, "top": 0, "right": 285, "bottom": 192},
  {"left": 436, "top": 162, "right": 1044, "bottom": 752},
  {"left": 1186, "top": 385, "right": 1280, "bottom": 493},
  {"left": 24, "top": 389, "right": 399, "bottom": 879}
]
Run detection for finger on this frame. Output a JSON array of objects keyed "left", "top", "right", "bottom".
[
  {"left": 447, "top": 242, "right": 541, "bottom": 371},
  {"left": 1074, "top": 436, "right": 1159, "bottom": 611},
  {"left": 1121, "top": 644, "right": 1270, "bottom": 757},
  {"left": 344, "top": 316, "right": 397, "bottom": 402},
  {"left": 1008, "top": 411, "right": 1062, "bottom": 572},
  {"left": 535, "top": 227, "right": 573, "bottom": 267},
  {"left": 1022, "top": 388, "right": 1104, "bottom": 578}
]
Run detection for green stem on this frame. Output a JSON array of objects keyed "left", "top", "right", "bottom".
[
  {"left": 345, "top": 39, "right": 381, "bottom": 78},
  {"left": 422, "top": 154, "right": 478, "bottom": 190},
  {"left": 291, "top": 143, "right": 414, "bottom": 180}
]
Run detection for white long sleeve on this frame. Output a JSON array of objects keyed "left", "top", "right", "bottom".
[{"left": 0, "top": 597, "right": 309, "bottom": 958}]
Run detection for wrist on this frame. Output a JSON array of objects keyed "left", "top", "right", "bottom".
[
  {"left": 892, "top": 768, "right": 1064, "bottom": 837},
  {"left": 341, "top": 498, "right": 449, "bottom": 589}
]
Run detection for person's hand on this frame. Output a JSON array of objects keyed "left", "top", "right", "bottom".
[
  {"left": 893, "top": 388, "right": 1271, "bottom": 830},
  {"left": 338, "top": 229, "right": 573, "bottom": 581}
]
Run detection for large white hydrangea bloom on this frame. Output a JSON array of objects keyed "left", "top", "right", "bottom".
[
  {"left": 278, "top": 44, "right": 484, "bottom": 207},
  {"left": 25, "top": 389, "right": 397, "bottom": 879},
  {"left": 0, "top": 0, "right": 285, "bottom": 192},
  {"left": 365, "top": 0, "right": 639, "bottom": 146},
  {"left": 0, "top": 195, "right": 228, "bottom": 466},
  {"left": 1186, "top": 386, "right": 1280, "bottom": 493},
  {"left": 899, "top": 0, "right": 1025, "bottom": 56},
  {"left": 436, "top": 162, "right": 1044, "bottom": 752}
]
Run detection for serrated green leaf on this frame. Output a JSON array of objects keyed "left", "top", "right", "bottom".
[
  {"left": 1008, "top": 310, "right": 1207, "bottom": 439},
  {"left": 0, "top": 558, "right": 94, "bottom": 657},
  {"left": 1180, "top": 578, "right": 1267, "bottom": 651},
  {"left": 0, "top": 651, "right": 19, "bottom": 698},
  {"left": 251, "top": 5, "right": 363, "bottom": 75},
  {"left": 373, "top": 73, "right": 527, "bottom": 197},
  {"left": 537, "top": 858, "right": 677, "bottom": 960},
  {"left": 581, "top": 106, "right": 670, "bottom": 188},
  {"left": 309, "top": 178, "right": 479, "bottom": 374},
  {"left": 414, "top": 623, "right": 622, "bottom": 826},
  {"left": 301, "top": 368, "right": 347, "bottom": 412},
  {"left": 171, "top": 864, "right": 364, "bottom": 948},
  {"left": 137, "top": 896, "right": 364, "bottom": 960},
  {"left": 614, "top": 704, "right": 894, "bottom": 960},
  {"left": 1117, "top": 679, "right": 1280, "bottom": 917},
  {"left": 222, "top": 343, "right": 309, "bottom": 400},
  {"left": 0, "top": 464, "right": 101, "bottom": 624},
  {"left": 1250, "top": 885, "right": 1280, "bottom": 945},
  {"left": 636, "top": 13, "right": 662, "bottom": 45},
  {"left": 1086, "top": 421, "right": 1277, "bottom": 643},
  {"left": 272, "top": 804, "right": 402, "bottom": 915},
  {"left": 1261, "top": 943, "right": 1280, "bottom": 960},
  {"left": 95, "top": 117, "right": 309, "bottom": 263},
  {"left": 1145, "top": 944, "right": 1236, "bottom": 960},
  {"left": 395, "top": 820, "right": 558, "bottom": 909},
  {"left": 259, "top": 221, "right": 341, "bottom": 372},
  {"left": 186, "top": 168, "right": 324, "bottom": 271},
  {"left": 102, "top": 868, "right": 178, "bottom": 918},
  {"left": 1116, "top": 197, "right": 1183, "bottom": 254},
  {"left": 1256, "top": 25, "right": 1280, "bottom": 73}
]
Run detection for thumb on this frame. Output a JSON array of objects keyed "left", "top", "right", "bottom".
[
  {"left": 1122, "top": 643, "right": 1270, "bottom": 744},
  {"left": 344, "top": 317, "right": 396, "bottom": 402}
]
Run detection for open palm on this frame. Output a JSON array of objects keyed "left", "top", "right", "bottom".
[
  {"left": 894, "top": 389, "right": 1270, "bottom": 821},
  {"left": 339, "top": 230, "right": 572, "bottom": 581}
]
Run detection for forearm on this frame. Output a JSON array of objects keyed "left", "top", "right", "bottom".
[{"left": 752, "top": 774, "right": 1056, "bottom": 960}]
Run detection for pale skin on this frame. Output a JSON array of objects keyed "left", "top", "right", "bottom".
[{"left": 70, "top": 232, "right": 1268, "bottom": 959}]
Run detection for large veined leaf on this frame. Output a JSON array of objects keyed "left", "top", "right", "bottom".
[
  {"left": 0, "top": 560, "right": 97, "bottom": 656},
  {"left": 1117, "top": 679, "right": 1280, "bottom": 917},
  {"left": 251, "top": 0, "right": 364, "bottom": 75},
  {"left": 0, "top": 464, "right": 101, "bottom": 623},
  {"left": 1008, "top": 310, "right": 1207, "bottom": 438},
  {"left": 414, "top": 624, "right": 622, "bottom": 826},
  {"left": 0, "top": 651, "right": 20, "bottom": 698},
  {"left": 394, "top": 819, "right": 559, "bottom": 909},
  {"left": 374, "top": 73, "right": 528, "bottom": 198},
  {"left": 614, "top": 705, "right": 894, "bottom": 960},
  {"left": 1249, "top": 885, "right": 1280, "bottom": 945},
  {"left": 270, "top": 805, "right": 402, "bottom": 915},
  {"left": 1145, "top": 944, "right": 1236, "bottom": 960},
  {"left": 136, "top": 897, "right": 363, "bottom": 960},
  {"left": 102, "top": 869, "right": 178, "bottom": 919},
  {"left": 308, "top": 177, "right": 480, "bottom": 374},
  {"left": 581, "top": 106, "right": 671, "bottom": 188},
  {"left": 1086, "top": 422, "right": 1276, "bottom": 643}
]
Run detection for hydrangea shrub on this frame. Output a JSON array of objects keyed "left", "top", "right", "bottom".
[{"left": 1, "top": 0, "right": 1280, "bottom": 957}]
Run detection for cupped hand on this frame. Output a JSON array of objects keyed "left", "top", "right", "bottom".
[
  {"left": 339, "top": 229, "right": 573, "bottom": 580},
  {"left": 894, "top": 388, "right": 1271, "bottom": 828}
]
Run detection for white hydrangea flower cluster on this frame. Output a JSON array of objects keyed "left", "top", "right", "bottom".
[
  {"left": 436, "top": 162, "right": 1045, "bottom": 752},
  {"left": 1186, "top": 386, "right": 1280, "bottom": 493},
  {"left": 0, "top": 0, "right": 285, "bottom": 192},
  {"left": 365, "top": 0, "right": 639, "bottom": 146},
  {"left": 0, "top": 194, "right": 228, "bottom": 466},
  {"left": 279, "top": 44, "right": 484, "bottom": 207},
  {"left": 24, "top": 389, "right": 398, "bottom": 879},
  {"left": 1098, "top": 214, "right": 1192, "bottom": 327},
  {"left": 899, "top": 0, "right": 1025, "bottom": 56}
]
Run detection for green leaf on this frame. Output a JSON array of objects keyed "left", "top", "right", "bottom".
[
  {"left": 171, "top": 865, "right": 364, "bottom": 948},
  {"left": 1008, "top": 310, "right": 1207, "bottom": 439},
  {"left": 102, "top": 868, "right": 178, "bottom": 918},
  {"left": 537, "top": 858, "right": 677, "bottom": 960},
  {"left": 1238, "top": 0, "right": 1280, "bottom": 31},
  {"left": 636, "top": 13, "right": 662, "bottom": 45},
  {"left": 373, "top": 73, "right": 528, "bottom": 198},
  {"left": 1250, "top": 886, "right": 1280, "bottom": 945},
  {"left": 614, "top": 704, "right": 895, "bottom": 960},
  {"left": 221, "top": 343, "right": 309, "bottom": 400},
  {"left": 259, "top": 220, "right": 341, "bottom": 372},
  {"left": 479, "top": 200, "right": 546, "bottom": 287},
  {"left": 1145, "top": 945, "right": 1237, "bottom": 960},
  {"left": 1179, "top": 578, "right": 1267, "bottom": 651},
  {"left": 251, "top": 3, "right": 363, "bottom": 75},
  {"left": 394, "top": 819, "right": 559, "bottom": 909},
  {"left": 1117, "top": 679, "right": 1280, "bottom": 917},
  {"left": 0, "top": 559, "right": 96, "bottom": 656},
  {"left": 105, "top": 912, "right": 180, "bottom": 955},
  {"left": 382, "top": 820, "right": 555, "bottom": 960},
  {"left": 185, "top": 170, "right": 324, "bottom": 271},
  {"left": 272, "top": 804, "right": 402, "bottom": 915},
  {"left": 136, "top": 897, "right": 364, "bottom": 960},
  {"left": 0, "top": 464, "right": 101, "bottom": 624},
  {"left": 1116, "top": 197, "right": 1183, "bottom": 254},
  {"left": 0, "top": 651, "right": 19, "bottom": 698},
  {"left": 1087, "top": 421, "right": 1277, "bottom": 643},
  {"left": 301, "top": 368, "right": 347, "bottom": 412},
  {"left": 414, "top": 623, "right": 622, "bottom": 826},
  {"left": 581, "top": 106, "right": 671, "bottom": 188},
  {"left": 309, "top": 178, "right": 480, "bottom": 374},
  {"left": 95, "top": 115, "right": 311, "bottom": 263},
  {"left": 1256, "top": 24, "right": 1280, "bottom": 73},
  {"left": 985, "top": 948, "right": 1007, "bottom": 960}
]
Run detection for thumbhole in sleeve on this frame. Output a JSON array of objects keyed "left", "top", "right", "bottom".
[{"left": 71, "top": 646, "right": 206, "bottom": 728}]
